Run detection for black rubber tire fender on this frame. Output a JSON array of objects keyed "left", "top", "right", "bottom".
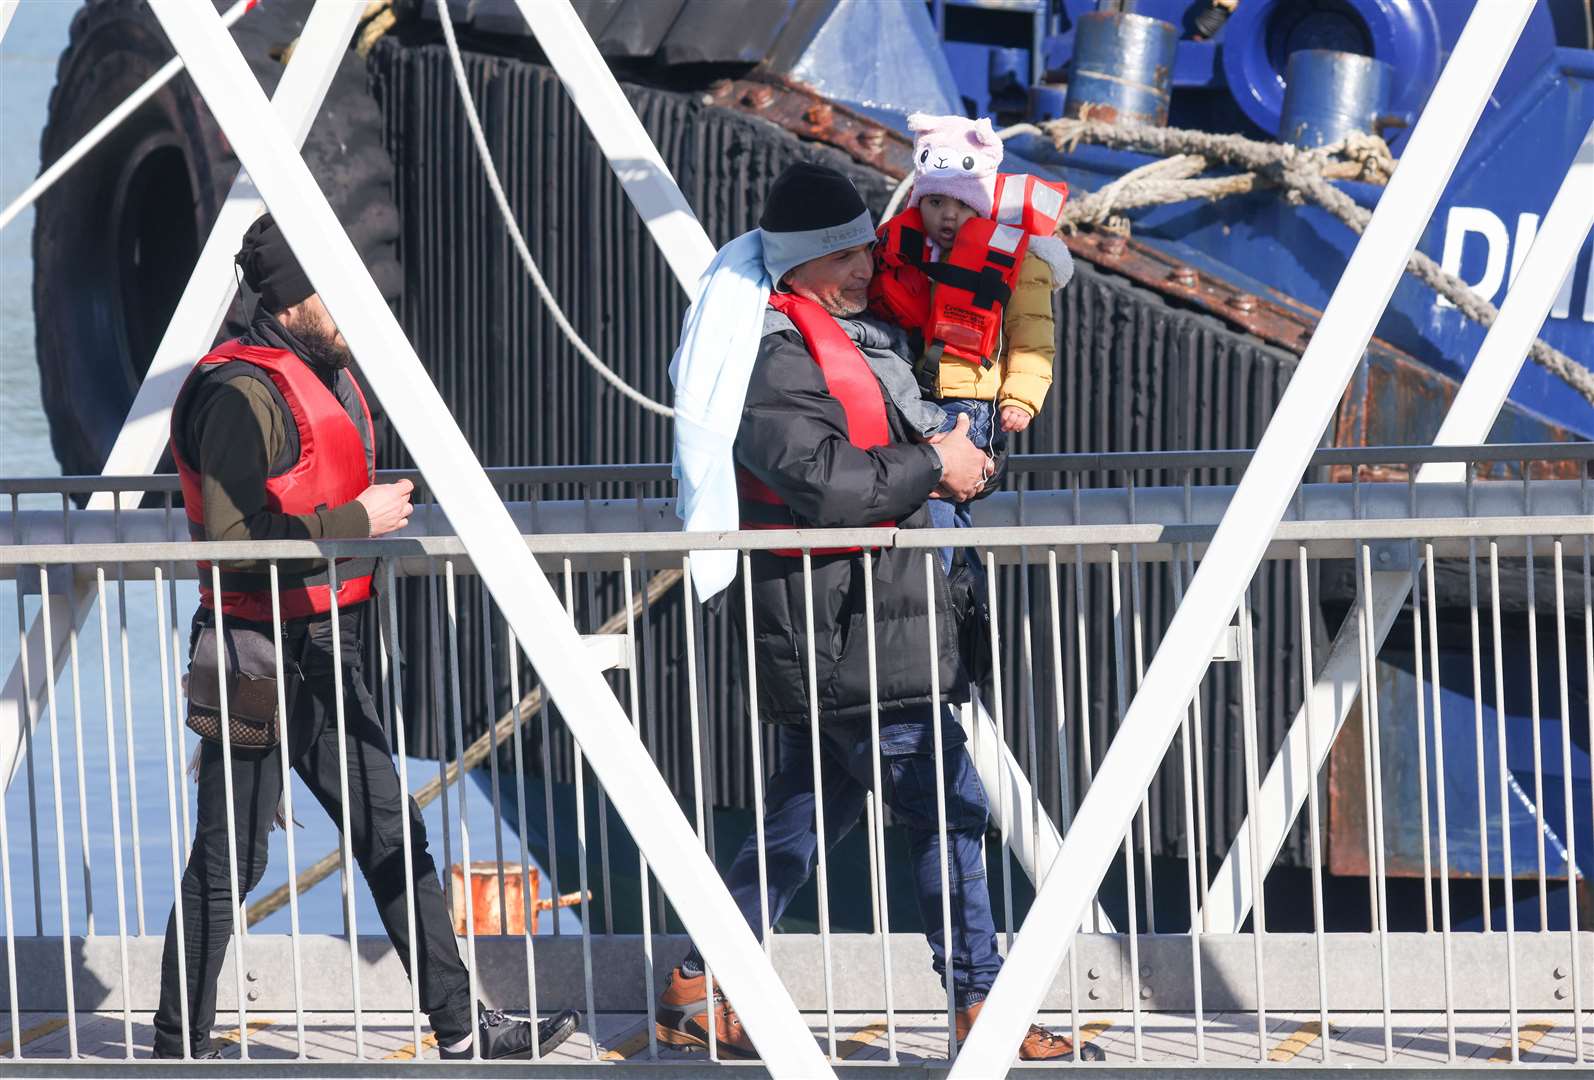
[{"left": 32, "top": 0, "right": 401, "bottom": 479}]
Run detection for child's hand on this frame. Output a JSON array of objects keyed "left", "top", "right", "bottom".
[{"left": 999, "top": 406, "right": 1032, "bottom": 433}]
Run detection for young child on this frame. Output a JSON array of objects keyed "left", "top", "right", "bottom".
[{"left": 869, "top": 112, "right": 1073, "bottom": 542}]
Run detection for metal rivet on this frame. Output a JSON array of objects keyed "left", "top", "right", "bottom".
[
  {"left": 1228, "top": 293, "right": 1257, "bottom": 314},
  {"left": 1168, "top": 266, "right": 1197, "bottom": 288},
  {"left": 1088, "top": 987, "right": 1101, "bottom": 1001},
  {"left": 246, "top": 969, "right": 259, "bottom": 982},
  {"left": 1377, "top": 549, "right": 1391, "bottom": 564},
  {"left": 857, "top": 129, "right": 885, "bottom": 152},
  {"left": 1556, "top": 987, "right": 1570, "bottom": 1000},
  {"left": 1087, "top": 966, "right": 1101, "bottom": 980},
  {"left": 742, "top": 87, "right": 774, "bottom": 110},
  {"left": 1140, "top": 986, "right": 1153, "bottom": 1000},
  {"left": 1555, "top": 965, "right": 1569, "bottom": 979},
  {"left": 1097, "top": 234, "right": 1127, "bottom": 256},
  {"left": 805, "top": 103, "right": 834, "bottom": 127},
  {"left": 1140, "top": 964, "right": 1152, "bottom": 978},
  {"left": 246, "top": 989, "right": 260, "bottom": 1002}
]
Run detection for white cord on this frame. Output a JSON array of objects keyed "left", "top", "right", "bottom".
[{"left": 434, "top": 0, "right": 674, "bottom": 417}]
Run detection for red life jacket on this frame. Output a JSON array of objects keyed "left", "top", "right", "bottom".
[
  {"left": 736, "top": 292, "right": 894, "bottom": 556},
  {"left": 171, "top": 341, "right": 376, "bottom": 622},
  {"left": 869, "top": 171, "right": 1069, "bottom": 377},
  {"left": 992, "top": 172, "right": 1069, "bottom": 236},
  {"left": 869, "top": 208, "right": 1030, "bottom": 372}
]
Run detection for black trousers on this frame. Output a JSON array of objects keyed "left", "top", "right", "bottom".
[{"left": 153, "top": 606, "right": 472, "bottom": 1055}]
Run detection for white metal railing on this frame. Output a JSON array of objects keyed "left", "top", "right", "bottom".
[{"left": 0, "top": 449, "right": 1588, "bottom": 1068}]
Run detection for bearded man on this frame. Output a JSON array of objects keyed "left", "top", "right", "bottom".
[{"left": 155, "top": 214, "right": 578, "bottom": 1061}]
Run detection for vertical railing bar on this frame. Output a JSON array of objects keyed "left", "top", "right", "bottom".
[
  {"left": 425, "top": 565, "right": 456, "bottom": 918},
  {"left": 1490, "top": 541, "right": 1521, "bottom": 1060},
  {"left": 740, "top": 552, "right": 771, "bottom": 954},
  {"left": 1294, "top": 546, "right": 1330, "bottom": 1063},
  {"left": 1355, "top": 550, "right": 1381, "bottom": 933},
  {"left": 1552, "top": 539, "right": 1583, "bottom": 1059},
  {"left": 0, "top": 576, "right": 18, "bottom": 1059},
  {"left": 800, "top": 551, "right": 838, "bottom": 1059},
  {"left": 479, "top": 581, "right": 509, "bottom": 936},
  {"left": 327, "top": 558, "right": 365, "bottom": 1058},
  {"left": 1407, "top": 478, "right": 1434, "bottom": 933},
  {"left": 1016, "top": 533, "right": 1044, "bottom": 949},
  {"left": 111, "top": 560, "right": 146, "bottom": 934},
  {"left": 378, "top": 562, "right": 420, "bottom": 1060},
  {"left": 1237, "top": 589, "right": 1267, "bottom": 1061},
  {"left": 442, "top": 560, "right": 479, "bottom": 1059},
  {"left": 167, "top": 554, "right": 192, "bottom": 853},
  {"left": 679, "top": 556, "right": 717, "bottom": 1061},
  {"left": 1127, "top": 476, "right": 1156, "bottom": 937},
  {"left": 1073, "top": 534, "right": 1102, "bottom": 934},
  {"left": 983, "top": 549, "right": 1015, "bottom": 950},
  {"left": 1466, "top": 470, "right": 1492, "bottom": 935},
  {"left": 1108, "top": 547, "right": 1144, "bottom": 1060},
  {"left": 636, "top": 553, "right": 667, "bottom": 934},
  {"left": 153, "top": 564, "right": 191, "bottom": 1056},
  {"left": 1185, "top": 547, "right": 1211, "bottom": 929},
  {"left": 584, "top": 569, "right": 615, "bottom": 937},
  {"left": 60, "top": 569, "right": 95, "bottom": 933},
  {"left": 269, "top": 562, "right": 308, "bottom": 1058},
  {"left": 92, "top": 569, "right": 133, "bottom": 1056},
  {"left": 861, "top": 547, "right": 898, "bottom": 1063},
  {"left": 506, "top": 618, "right": 545, "bottom": 1062},
  {"left": 1420, "top": 548, "right": 1457, "bottom": 1059},
  {"left": 208, "top": 565, "right": 252, "bottom": 1059},
  {"left": 7, "top": 495, "right": 43, "bottom": 939},
  {"left": 620, "top": 559, "right": 656, "bottom": 1062},
  {"left": 1169, "top": 557, "right": 1205, "bottom": 1062},
  {"left": 561, "top": 561, "right": 600, "bottom": 1061},
  {"left": 1357, "top": 546, "right": 1394, "bottom": 1061},
  {"left": 35, "top": 568, "right": 77, "bottom": 1058},
  {"left": 1524, "top": 531, "right": 1550, "bottom": 931},
  {"left": 924, "top": 551, "right": 957, "bottom": 1061},
  {"left": 1045, "top": 548, "right": 1083, "bottom": 1057}
]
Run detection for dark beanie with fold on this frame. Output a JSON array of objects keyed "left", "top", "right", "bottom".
[
  {"left": 235, "top": 213, "right": 315, "bottom": 313},
  {"left": 758, "top": 161, "right": 875, "bottom": 287}
]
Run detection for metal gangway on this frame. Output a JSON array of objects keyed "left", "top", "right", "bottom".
[{"left": 1, "top": 0, "right": 1592, "bottom": 1073}]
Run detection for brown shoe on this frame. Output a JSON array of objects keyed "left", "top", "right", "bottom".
[
  {"left": 655, "top": 966, "right": 758, "bottom": 1059},
  {"left": 955, "top": 1000, "right": 1106, "bottom": 1061}
]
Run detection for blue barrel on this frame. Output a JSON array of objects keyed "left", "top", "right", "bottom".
[
  {"left": 1063, "top": 12, "right": 1177, "bottom": 127},
  {"left": 1280, "top": 49, "right": 1394, "bottom": 148}
]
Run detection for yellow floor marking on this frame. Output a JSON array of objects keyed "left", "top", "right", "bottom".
[
  {"left": 1080, "top": 1019, "right": 1113, "bottom": 1041},
  {"left": 599, "top": 1028, "right": 652, "bottom": 1061},
  {"left": 385, "top": 1032, "right": 439, "bottom": 1060},
  {"left": 1269, "top": 1020, "right": 1324, "bottom": 1062},
  {"left": 215, "top": 1018, "right": 275, "bottom": 1046},
  {"left": 837, "top": 1021, "right": 888, "bottom": 1059},
  {"left": 1490, "top": 1019, "right": 1555, "bottom": 1062},
  {"left": 0, "top": 1017, "right": 69, "bottom": 1056}
]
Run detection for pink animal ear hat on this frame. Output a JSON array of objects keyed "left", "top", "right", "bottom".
[{"left": 906, "top": 113, "right": 1003, "bottom": 219}]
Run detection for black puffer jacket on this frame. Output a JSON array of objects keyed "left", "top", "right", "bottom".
[{"left": 734, "top": 311, "right": 964, "bottom": 726}]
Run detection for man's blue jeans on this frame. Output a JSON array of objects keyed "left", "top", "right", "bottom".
[{"left": 682, "top": 706, "right": 1002, "bottom": 1009}]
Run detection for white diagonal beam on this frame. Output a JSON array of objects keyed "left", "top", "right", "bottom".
[
  {"left": 0, "top": 0, "right": 367, "bottom": 790},
  {"left": 1202, "top": 119, "right": 1594, "bottom": 934},
  {"left": 1, "top": 1, "right": 21, "bottom": 46},
  {"left": 147, "top": 4, "right": 831, "bottom": 1072},
  {"left": 949, "top": 3, "right": 1535, "bottom": 1072},
  {"left": 511, "top": 0, "right": 715, "bottom": 290},
  {"left": 0, "top": 0, "right": 256, "bottom": 233}
]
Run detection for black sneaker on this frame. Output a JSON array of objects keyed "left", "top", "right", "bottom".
[
  {"left": 438, "top": 1002, "right": 581, "bottom": 1060},
  {"left": 151, "top": 1040, "right": 225, "bottom": 1060}
]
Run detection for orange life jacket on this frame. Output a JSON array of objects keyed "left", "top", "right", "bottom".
[
  {"left": 869, "top": 171, "right": 1070, "bottom": 383},
  {"left": 172, "top": 341, "right": 376, "bottom": 622},
  {"left": 736, "top": 292, "right": 893, "bottom": 556}
]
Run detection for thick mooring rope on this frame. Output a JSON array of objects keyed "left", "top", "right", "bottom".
[{"left": 1033, "top": 117, "right": 1594, "bottom": 407}]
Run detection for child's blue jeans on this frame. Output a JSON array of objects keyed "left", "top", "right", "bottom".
[{"left": 929, "top": 399, "right": 998, "bottom": 572}]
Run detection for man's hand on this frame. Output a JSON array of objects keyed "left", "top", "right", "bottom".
[
  {"left": 999, "top": 405, "right": 1032, "bottom": 433},
  {"left": 928, "top": 414, "right": 986, "bottom": 502},
  {"left": 355, "top": 479, "right": 414, "bottom": 536}
]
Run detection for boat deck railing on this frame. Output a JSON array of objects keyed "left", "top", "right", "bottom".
[{"left": 0, "top": 444, "right": 1589, "bottom": 1071}]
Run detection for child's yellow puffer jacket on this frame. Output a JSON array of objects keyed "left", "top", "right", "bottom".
[{"left": 933, "top": 250, "right": 1055, "bottom": 417}]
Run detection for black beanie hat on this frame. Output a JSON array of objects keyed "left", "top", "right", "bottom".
[
  {"left": 759, "top": 161, "right": 868, "bottom": 233},
  {"left": 758, "top": 162, "right": 875, "bottom": 286},
  {"left": 235, "top": 213, "right": 315, "bottom": 314}
]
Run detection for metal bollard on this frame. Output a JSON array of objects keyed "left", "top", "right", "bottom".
[
  {"left": 1280, "top": 49, "right": 1394, "bottom": 148},
  {"left": 1064, "top": 12, "right": 1178, "bottom": 127}
]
